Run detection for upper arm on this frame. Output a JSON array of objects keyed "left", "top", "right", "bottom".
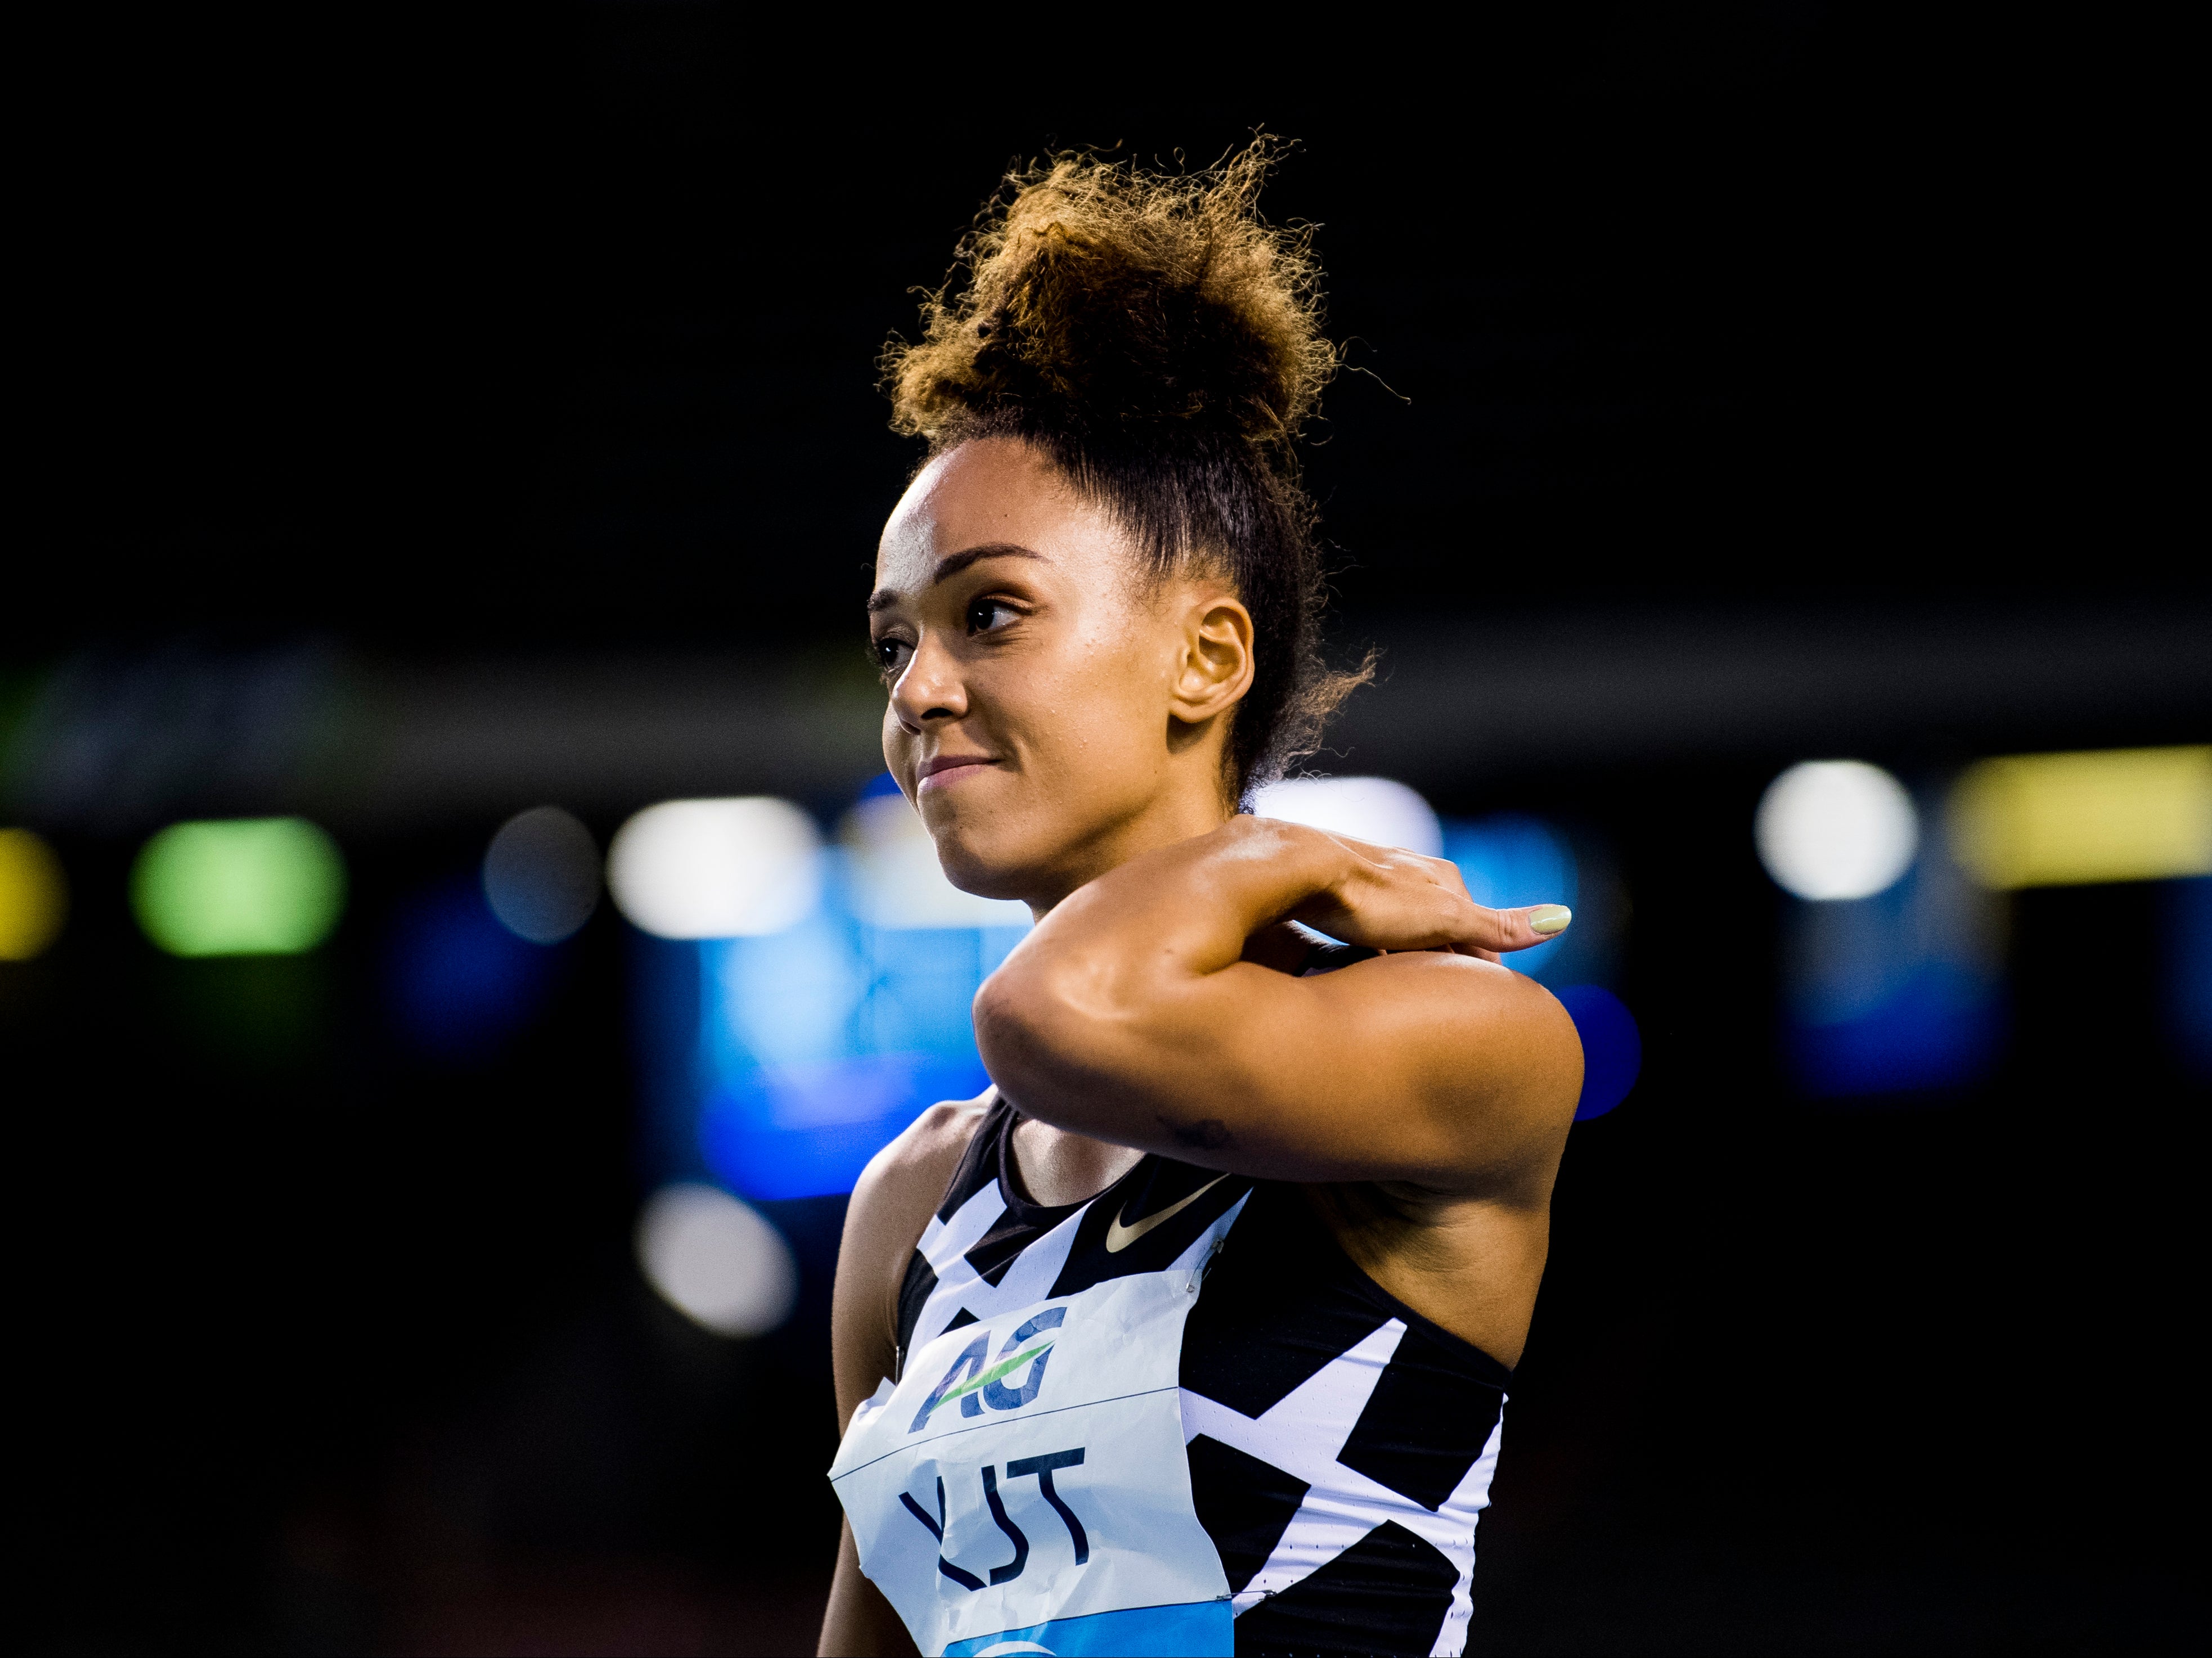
[
  {"left": 977, "top": 952, "right": 1581, "bottom": 1193},
  {"left": 828, "top": 1098, "right": 985, "bottom": 1431},
  {"left": 824, "top": 1119, "right": 973, "bottom": 1658}
]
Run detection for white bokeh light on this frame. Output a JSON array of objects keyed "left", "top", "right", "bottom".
[
  {"left": 606, "top": 798, "right": 821, "bottom": 939},
  {"left": 635, "top": 1182, "right": 798, "bottom": 1337},
  {"left": 842, "top": 791, "right": 1029, "bottom": 930},
  {"left": 1250, "top": 776, "right": 1444, "bottom": 856},
  {"left": 1756, "top": 761, "right": 1919, "bottom": 900}
]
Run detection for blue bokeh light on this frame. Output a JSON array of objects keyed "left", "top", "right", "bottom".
[
  {"left": 1789, "top": 957, "right": 2002, "bottom": 1096},
  {"left": 695, "top": 924, "right": 1027, "bottom": 1200},
  {"left": 1445, "top": 815, "right": 1580, "bottom": 982},
  {"left": 678, "top": 850, "right": 1028, "bottom": 1201},
  {"left": 389, "top": 875, "right": 559, "bottom": 1057},
  {"left": 2170, "top": 876, "right": 2212, "bottom": 1079},
  {"left": 1556, "top": 984, "right": 1642, "bottom": 1120},
  {"left": 1779, "top": 822, "right": 2004, "bottom": 1100}
]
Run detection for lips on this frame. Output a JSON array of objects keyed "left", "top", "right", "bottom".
[{"left": 916, "top": 754, "right": 997, "bottom": 792}]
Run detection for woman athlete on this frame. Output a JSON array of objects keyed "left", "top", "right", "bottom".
[{"left": 819, "top": 145, "right": 1582, "bottom": 1658}]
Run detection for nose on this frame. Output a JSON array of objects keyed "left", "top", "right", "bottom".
[{"left": 889, "top": 629, "right": 967, "bottom": 734}]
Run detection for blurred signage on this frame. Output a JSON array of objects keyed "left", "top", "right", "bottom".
[{"left": 664, "top": 778, "right": 1028, "bottom": 1201}]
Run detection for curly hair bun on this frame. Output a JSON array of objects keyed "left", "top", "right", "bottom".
[
  {"left": 888, "top": 138, "right": 1335, "bottom": 459},
  {"left": 882, "top": 138, "right": 1369, "bottom": 799}
]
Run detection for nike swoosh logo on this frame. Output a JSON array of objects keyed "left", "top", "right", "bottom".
[{"left": 1104, "top": 1174, "right": 1229, "bottom": 1254}]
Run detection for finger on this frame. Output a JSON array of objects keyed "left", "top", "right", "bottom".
[
  {"left": 1320, "top": 829, "right": 1451, "bottom": 873},
  {"left": 1458, "top": 903, "right": 1572, "bottom": 954}
]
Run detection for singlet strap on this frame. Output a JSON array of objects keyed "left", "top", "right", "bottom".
[
  {"left": 1298, "top": 935, "right": 1380, "bottom": 976},
  {"left": 924, "top": 1090, "right": 1018, "bottom": 1226}
]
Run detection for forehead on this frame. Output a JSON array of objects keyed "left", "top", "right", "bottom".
[{"left": 874, "top": 438, "right": 1111, "bottom": 596}]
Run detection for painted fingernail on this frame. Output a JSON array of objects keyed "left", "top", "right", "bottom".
[{"left": 1527, "top": 905, "right": 1572, "bottom": 936}]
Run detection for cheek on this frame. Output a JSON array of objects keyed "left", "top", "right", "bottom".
[
  {"left": 881, "top": 702, "right": 916, "bottom": 772},
  {"left": 1023, "top": 628, "right": 1166, "bottom": 765}
]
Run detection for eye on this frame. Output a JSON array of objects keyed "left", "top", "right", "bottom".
[
  {"left": 966, "top": 597, "right": 1018, "bottom": 634},
  {"left": 873, "top": 636, "right": 911, "bottom": 675}
]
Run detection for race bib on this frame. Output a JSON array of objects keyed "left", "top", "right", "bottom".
[{"left": 829, "top": 1213, "right": 1239, "bottom": 1656}]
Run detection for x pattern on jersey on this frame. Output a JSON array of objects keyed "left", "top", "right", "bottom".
[
  {"left": 906, "top": 1164, "right": 1250, "bottom": 1359},
  {"left": 1181, "top": 1321, "right": 1504, "bottom": 1656},
  {"left": 900, "top": 1161, "right": 1507, "bottom": 1658}
]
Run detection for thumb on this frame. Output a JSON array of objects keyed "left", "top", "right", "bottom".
[{"left": 1455, "top": 903, "right": 1573, "bottom": 956}]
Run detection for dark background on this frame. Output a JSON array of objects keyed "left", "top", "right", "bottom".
[{"left": 10, "top": 5, "right": 2205, "bottom": 1653}]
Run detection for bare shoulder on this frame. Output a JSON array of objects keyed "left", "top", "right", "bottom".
[
  {"left": 830, "top": 1091, "right": 994, "bottom": 1427},
  {"left": 852, "top": 1092, "right": 992, "bottom": 1241}
]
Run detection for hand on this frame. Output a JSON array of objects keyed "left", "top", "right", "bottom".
[{"left": 1282, "top": 827, "right": 1571, "bottom": 964}]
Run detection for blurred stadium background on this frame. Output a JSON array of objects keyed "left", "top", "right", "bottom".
[{"left": 7, "top": 7, "right": 2205, "bottom": 1654}]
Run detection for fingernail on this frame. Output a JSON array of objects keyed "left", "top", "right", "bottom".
[{"left": 1528, "top": 904, "right": 1572, "bottom": 936}]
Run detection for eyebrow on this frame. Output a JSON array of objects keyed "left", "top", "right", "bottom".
[{"left": 867, "top": 542, "right": 1045, "bottom": 614}]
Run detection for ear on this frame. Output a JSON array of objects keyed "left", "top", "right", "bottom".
[{"left": 1167, "top": 589, "right": 1256, "bottom": 724}]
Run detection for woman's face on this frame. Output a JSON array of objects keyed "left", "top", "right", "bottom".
[{"left": 869, "top": 437, "right": 1250, "bottom": 908}]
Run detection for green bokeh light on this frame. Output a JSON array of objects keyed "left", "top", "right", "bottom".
[{"left": 131, "top": 818, "right": 347, "bottom": 957}]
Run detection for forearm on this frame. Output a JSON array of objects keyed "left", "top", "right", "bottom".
[
  {"left": 973, "top": 817, "right": 1580, "bottom": 1176},
  {"left": 973, "top": 817, "right": 1346, "bottom": 1143},
  {"left": 1008, "top": 815, "right": 1345, "bottom": 999}
]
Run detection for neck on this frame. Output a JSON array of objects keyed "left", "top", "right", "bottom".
[
  {"left": 1024, "top": 772, "right": 1235, "bottom": 921},
  {"left": 1009, "top": 1107, "right": 1144, "bottom": 1206}
]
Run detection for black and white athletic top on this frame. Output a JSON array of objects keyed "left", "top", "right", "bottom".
[{"left": 893, "top": 1069, "right": 1513, "bottom": 1656}]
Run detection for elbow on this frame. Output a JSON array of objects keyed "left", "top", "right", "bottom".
[
  {"left": 973, "top": 948, "right": 1135, "bottom": 1114},
  {"left": 972, "top": 954, "right": 1068, "bottom": 1101},
  {"left": 1530, "top": 980, "right": 1586, "bottom": 1128}
]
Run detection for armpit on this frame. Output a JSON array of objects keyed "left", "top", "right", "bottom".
[{"left": 1159, "top": 1113, "right": 1234, "bottom": 1151}]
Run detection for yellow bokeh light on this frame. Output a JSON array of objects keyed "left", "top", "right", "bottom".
[
  {"left": 0, "top": 828, "right": 69, "bottom": 961},
  {"left": 1947, "top": 746, "right": 2212, "bottom": 890}
]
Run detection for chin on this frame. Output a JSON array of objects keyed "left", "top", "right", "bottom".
[
  {"left": 918, "top": 772, "right": 1042, "bottom": 902},
  {"left": 929, "top": 825, "right": 1040, "bottom": 903}
]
